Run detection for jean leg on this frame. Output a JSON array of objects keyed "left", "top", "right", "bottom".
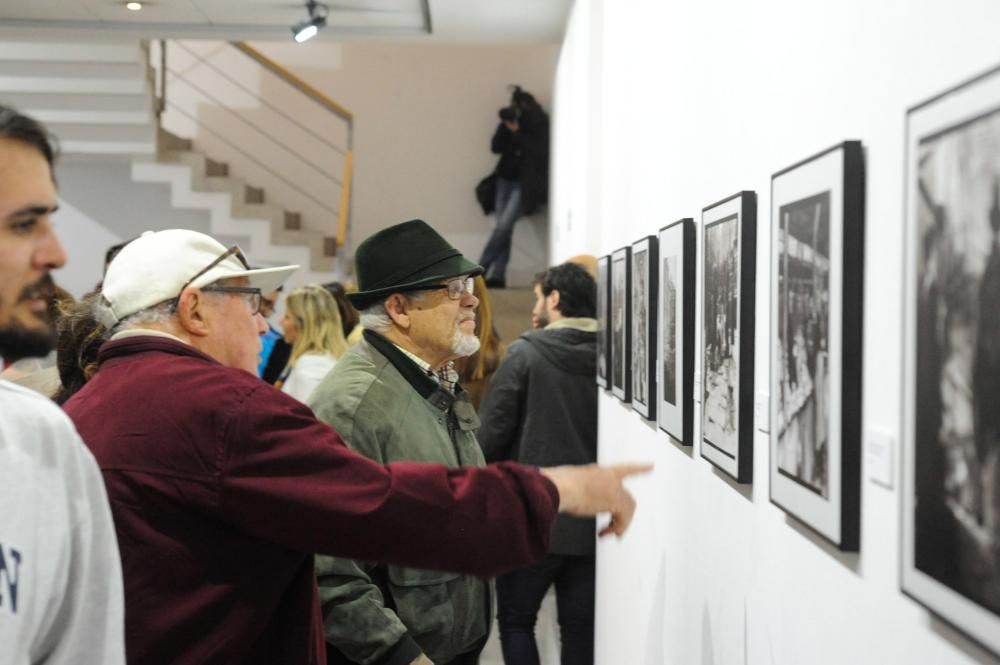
[
  {"left": 553, "top": 555, "right": 596, "bottom": 665},
  {"left": 479, "top": 178, "right": 521, "bottom": 281},
  {"left": 496, "top": 555, "right": 561, "bottom": 665}
]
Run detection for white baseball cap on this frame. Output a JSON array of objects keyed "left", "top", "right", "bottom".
[{"left": 101, "top": 229, "right": 298, "bottom": 324}]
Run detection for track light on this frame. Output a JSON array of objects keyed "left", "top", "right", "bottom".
[{"left": 292, "top": 1, "right": 328, "bottom": 43}]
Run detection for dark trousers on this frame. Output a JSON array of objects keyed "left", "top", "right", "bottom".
[{"left": 495, "top": 553, "right": 595, "bottom": 665}]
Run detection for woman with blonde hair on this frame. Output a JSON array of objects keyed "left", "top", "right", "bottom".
[{"left": 278, "top": 284, "right": 348, "bottom": 403}]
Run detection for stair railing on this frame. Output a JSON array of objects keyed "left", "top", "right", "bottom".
[{"left": 149, "top": 39, "right": 354, "bottom": 257}]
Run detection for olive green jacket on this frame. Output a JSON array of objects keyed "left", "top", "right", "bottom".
[{"left": 308, "top": 331, "right": 491, "bottom": 665}]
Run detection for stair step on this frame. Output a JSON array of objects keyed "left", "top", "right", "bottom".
[
  {"left": 0, "top": 75, "right": 145, "bottom": 95},
  {"left": 59, "top": 140, "right": 155, "bottom": 157},
  {"left": 284, "top": 211, "right": 302, "bottom": 230},
  {"left": 46, "top": 122, "right": 155, "bottom": 143},
  {"left": 158, "top": 128, "right": 192, "bottom": 152},
  {"left": 245, "top": 185, "right": 265, "bottom": 204},
  {"left": 25, "top": 109, "right": 152, "bottom": 125},
  {"left": 0, "top": 42, "right": 142, "bottom": 63},
  {"left": 0, "top": 91, "right": 151, "bottom": 113},
  {"left": 205, "top": 158, "right": 228, "bottom": 177},
  {"left": 0, "top": 60, "right": 145, "bottom": 79}
]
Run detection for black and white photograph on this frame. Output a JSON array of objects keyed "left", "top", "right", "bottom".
[
  {"left": 701, "top": 192, "right": 756, "bottom": 483},
  {"left": 770, "top": 141, "right": 864, "bottom": 550},
  {"left": 631, "top": 236, "right": 658, "bottom": 419},
  {"left": 902, "top": 64, "right": 1000, "bottom": 656},
  {"left": 596, "top": 254, "right": 611, "bottom": 389},
  {"left": 658, "top": 219, "right": 696, "bottom": 445},
  {"left": 611, "top": 246, "right": 631, "bottom": 402}
]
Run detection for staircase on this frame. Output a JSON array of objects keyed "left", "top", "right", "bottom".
[{"left": 0, "top": 38, "right": 344, "bottom": 288}]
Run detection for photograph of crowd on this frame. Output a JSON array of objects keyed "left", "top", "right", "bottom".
[
  {"left": 769, "top": 141, "right": 864, "bottom": 551},
  {"left": 611, "top": 246, "right": 631, "bottom": 401},
  {"left": 703, "top": 214, "right": 741, "bottom": 456},
  {"left": 775, "top": 191, "right": 831, "bottom": 497},
  {"left": 597, "top": 255, "right": 610, "bottom": 388}
]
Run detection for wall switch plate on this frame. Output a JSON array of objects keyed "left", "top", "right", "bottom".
[
  {"left": 755, "top": 392, "right": 770, "bottom": 433},
  {"left": 693, "top": 371, "right": 702, "bottom": 403},
  {"left": 865, "top": 428, "right": 895, "bottom": 489}
]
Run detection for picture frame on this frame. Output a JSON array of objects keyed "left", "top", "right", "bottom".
[
  {"left": 657, "top": 219, "right": 696, "bottom": 445},
  {"left": 610, "top": 246, "right": 632, "bottom": 402},
  {"left": 596, "top": 254, "right": 611, "bottom": 390},
  {"left": 769, "top": 141, "right": 864, "bottom": 551},
  {"left": 901, "top": 63, "right": 1000, "bottom": 657},
  {"left": 631, "top": 236, "right": 658, "bottom": 420},
  {"left": 701, "top": 191, "right": 756, "bottom": 483}
]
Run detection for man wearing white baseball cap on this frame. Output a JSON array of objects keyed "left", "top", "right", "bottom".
[{"left": 65, "top": 226, "right": 649, "bottom": 665}]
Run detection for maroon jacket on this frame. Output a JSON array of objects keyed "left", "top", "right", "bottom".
[{"left": 64, "top": 336, "right": 558, "bottom": 664}]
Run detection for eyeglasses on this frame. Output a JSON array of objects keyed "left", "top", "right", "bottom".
[
  {"left": 401, "top": 276, "right": 475, "bottom": 301},
  {"left": 175, "top": 245, "right": 263, "bottom": 315}
]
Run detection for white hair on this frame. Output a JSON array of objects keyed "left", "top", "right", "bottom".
[
  {"left": 95, "top": 298, "right": 178, "bottom": 336},
  {"left": 95, "top": 279, "right": 239, "bottom": 335},
  {"left": 359, "top": 291, "right": 428, "bottom": 333}
]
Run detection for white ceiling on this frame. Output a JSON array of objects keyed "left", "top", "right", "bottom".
[{"left": 0, "top": 0, "right": 573, "bottom": 43}]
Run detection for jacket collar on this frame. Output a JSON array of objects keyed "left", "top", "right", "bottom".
[
  {"left": 363, "top": 329, "right": 453, "bottom": 407},
  {"left": 99, "top": 334, "right": 219, "bottom": 367}
]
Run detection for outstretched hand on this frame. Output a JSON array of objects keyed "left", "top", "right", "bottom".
[{"left": 539, "top": 463, "right": 652, "bottom": 538}]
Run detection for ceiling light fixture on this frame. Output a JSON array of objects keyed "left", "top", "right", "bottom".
[
  {"left": 125, "top": 1, "right": 143, "bottom": 10},
  {"left": 291, "top": 1, "right": 329, "bottom": 43}
]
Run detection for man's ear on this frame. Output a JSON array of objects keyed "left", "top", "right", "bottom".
[
  {"left": 176, "top": 289, "right": 211, "bottom": 337},
  {"left": 383, "top": 294, "right": 412, "bottom": 331},
  {"left": 548, "top": 289, "right": 561, "bottom": 313}
]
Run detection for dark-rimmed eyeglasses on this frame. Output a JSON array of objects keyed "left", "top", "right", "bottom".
[
  {"left": 176, "top": 245, "right": 263, "bottom": 315},
  {"left": 400, "top": 276, "right": 474, "bottom": 301}
]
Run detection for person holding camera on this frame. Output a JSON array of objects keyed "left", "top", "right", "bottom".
[{"left": 478, "top": 87, "right": 549, "bottom": 288}]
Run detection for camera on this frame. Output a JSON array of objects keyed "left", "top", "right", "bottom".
[{"left": 498, "top": 106, "right": 519, "bottom": 123}]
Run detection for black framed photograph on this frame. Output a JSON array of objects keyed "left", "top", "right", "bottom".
[
  {"left": 769, "top": 141, "right": 864, "bottom": 550},
  {"left": 596, "top": 254, "right": 611, "bottom": 390},
  {"left": 631, "top": 236, "right": 658, "bottom": 419},
  {"left": 657, "top": 219, "right": 696, "bottom": 445},
  {"left": 701, "top": 191, "right": 756, "bottom": 483},
  {"left": 610, "top": 246, "right": 631, "bottom": 402},
  {"left": 901, "top": 63, "right": 1000, "bottom": 656}
]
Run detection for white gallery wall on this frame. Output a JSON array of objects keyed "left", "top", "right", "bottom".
[{"left": 551, "top": 1, "right": 1000, "bottom": 664}]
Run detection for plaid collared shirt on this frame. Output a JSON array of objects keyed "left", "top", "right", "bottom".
[{"left": 393, "top": 344, "right": 460, "bottom": 394}]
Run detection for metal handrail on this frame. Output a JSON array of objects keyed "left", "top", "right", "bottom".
[
  {"left": 155, "top": 39, "right": 355, "bottom": 252},
  {"left": 230, "top": 42, "right": 354, "bottom": 250},
  {"left": 232, "top": 42, "right": 354, "bottom": 128},
  {"left": 171, "top": 41, "right": 346, "bottom": 157}
]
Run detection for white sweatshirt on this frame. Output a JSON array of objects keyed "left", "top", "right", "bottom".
[
  {"left": 0, "top": 379, "right": 125, "bottom": 664},
  {"left": 281, "top": 352, "right": 338, "bottom": 405}
]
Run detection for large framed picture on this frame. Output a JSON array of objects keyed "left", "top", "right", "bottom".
[
  {"left": 631, "top": 236, "right": 658, "bottom": 419},
  {"left": 657, "top": 219, "right": 696, "bottom": 445},
  {"left": 901, "top": 64, "right": 1000, "bottom": 657},
  {"left": 701, "top": 191, "right": 756, "bottom": 483},
  {"left": 769, "top": 141, "right": 864, "bottom": 551},
  {"left": 596, "top": 255, "right": 611, "bottom": 389},
  {"left": 610, "top": 246, "right": 632, "bottom": 402}
]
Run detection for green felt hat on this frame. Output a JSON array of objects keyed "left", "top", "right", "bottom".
[{"left": 348, "top": 219, "right": 483, "bottom": 309}]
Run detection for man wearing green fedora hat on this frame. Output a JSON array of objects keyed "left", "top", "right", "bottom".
[{"left": 310, "top": 220, "right": 495, "bottom": 665}]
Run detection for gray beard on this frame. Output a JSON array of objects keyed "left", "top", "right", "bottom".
[{"left": 451, "top": 327, "right": 481, "bottom": 357}]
